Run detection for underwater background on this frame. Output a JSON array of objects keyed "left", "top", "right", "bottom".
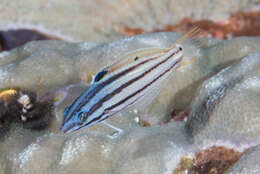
[{"left": 0, "top": 0, "right": 260, "bottom": 174}]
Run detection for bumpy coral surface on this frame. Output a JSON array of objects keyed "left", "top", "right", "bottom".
[{"left": 0, "top": 32, "right": 259, "bottom": 173}]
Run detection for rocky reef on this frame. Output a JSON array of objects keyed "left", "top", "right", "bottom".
[
  {"left": 0, "top": 0, "right": 259, "bottom": 42},
  {"left": 0, "top": 31, "right": 259, "bottom": 173}
]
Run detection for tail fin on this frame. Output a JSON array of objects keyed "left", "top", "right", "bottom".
[{"left": 173, "top": 26, "right": 201, "bottom": 48}]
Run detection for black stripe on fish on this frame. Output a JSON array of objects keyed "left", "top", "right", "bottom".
[{"left": 65, "top": 56, "right": 159, "bottom": 123}]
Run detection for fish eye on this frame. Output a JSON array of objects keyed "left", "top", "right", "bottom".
[{"left": 78, "top": 112, "right": 87, "bottom": 122}]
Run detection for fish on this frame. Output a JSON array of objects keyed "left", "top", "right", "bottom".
[
  {"left": 0, "top": 89, "right": 18, "bottom": 101},
  {"left": 60, "top": 27, "right": 201, "bottom": 134}
]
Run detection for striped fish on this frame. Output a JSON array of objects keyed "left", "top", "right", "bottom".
[{"left": 60, "top": 27, "right": 200, "bottom": 134}]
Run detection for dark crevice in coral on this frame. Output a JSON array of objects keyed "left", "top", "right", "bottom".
[
  {"left": 185, "top": 73, "right": 243, "bottom": 137},
  {"left": 0, "top": 29, "right": 60, "bottom": 51}
]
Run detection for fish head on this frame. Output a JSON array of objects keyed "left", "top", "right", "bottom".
[
  {"left": 60, "top": 83, "right": 110, "bottom": 134},
  {"left": 60, "top": 106, "right": 88, "bottom": 134},
  {"left": 60, "top": 84, "right": 101, "bottom": 134}
]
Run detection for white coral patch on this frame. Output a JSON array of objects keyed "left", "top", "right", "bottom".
[
  {"left": 15, "top": 143, "right": 40, "bottom": 170},
  {"left": 59, "top": 136, "right": 88, "bottom": 166}
]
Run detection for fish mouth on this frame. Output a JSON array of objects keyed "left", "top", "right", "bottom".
[
  {"left": 60, "top": 123, "right": 78, "bottom": 134},
  {"left": 61, "top": 118, "right": 66, "bottom": 128}
]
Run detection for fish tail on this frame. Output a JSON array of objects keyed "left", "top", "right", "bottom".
[{"left": 171, "top": 26, "right": 202, "bottom": 50}]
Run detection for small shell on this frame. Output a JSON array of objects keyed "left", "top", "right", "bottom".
[{"left": 18, "top": 94, "right": 31, "bottom": 106}]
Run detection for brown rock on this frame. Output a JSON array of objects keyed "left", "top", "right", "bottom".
[
  {"left": 188, "top": 146, "right": 243, "bottom": 174},
  {"left": 0, "top": 29, "right": 60, "bottom": 51}
]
